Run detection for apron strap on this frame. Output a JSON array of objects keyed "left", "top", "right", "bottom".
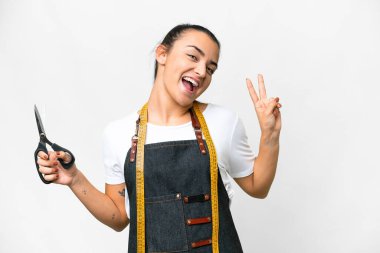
[
  {"left": 190, "top": 108, "right": 207, "bottom": 155},
  {"left": 129, "top": 118, "right": 140, "bottom": 163},
  {"left": 192, "top": 101, "right": 220, "bottom": 252}
]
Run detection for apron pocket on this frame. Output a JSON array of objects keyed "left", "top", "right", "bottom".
[{"left": 145, "top": 193, "right": 188, "bottom": 253}]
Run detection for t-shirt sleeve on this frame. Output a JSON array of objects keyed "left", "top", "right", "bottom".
[
  {"left": 226, "top": 115, "right": 256, "bottom": 178},
  {"left": 102, "top": 124, "right": 125, "bottom": 184}
]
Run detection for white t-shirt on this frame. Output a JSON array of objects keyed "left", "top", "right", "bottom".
[{"left": 102, "top": 103, "right": 256, "bottom": 219}]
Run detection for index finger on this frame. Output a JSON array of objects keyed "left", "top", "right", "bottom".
[
  {"left": 37, "top": 151, "right": 48, "bottom": 160},
  {"left": 246, "top": 78, "right": 259, "bottom": 103}
]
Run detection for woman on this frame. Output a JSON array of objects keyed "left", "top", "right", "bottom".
[{"left": 36, "top": 24, "right": 281, "bottom": 252}]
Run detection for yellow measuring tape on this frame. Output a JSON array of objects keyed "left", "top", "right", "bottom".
[
  {"left": 136, "top": 102, "right": 148, "bottom": 253},
  {"left": 136, "top": 101, "right": 219, "bottom": 252}
]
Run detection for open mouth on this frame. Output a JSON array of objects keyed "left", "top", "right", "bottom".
[{"left": 182, "top": 76, "right": 199, "bottom": 93}]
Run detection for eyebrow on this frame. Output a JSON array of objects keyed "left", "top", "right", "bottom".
[{"left": 186, "top": 45, "right": 218, "bottom": 68}]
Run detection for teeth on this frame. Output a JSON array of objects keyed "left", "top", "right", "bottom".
[{"left": 183, "top": 76, "right": 199, "bottom": 87}]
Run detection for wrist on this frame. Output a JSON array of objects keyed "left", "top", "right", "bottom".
[
  {"left": 260, "top": 131, "right": 280, "bottom": 146},
  {"left": 68, "top": 168, "right": 81, "bottom": 189}
]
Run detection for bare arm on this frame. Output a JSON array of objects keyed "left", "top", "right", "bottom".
[
  {"left": 234, "top": 132, "right": 279, "bottom": 199},
  {"left": 69, "top": 171, "right": 129, "bottom": 231},
  {"left": 37, "top": 151, "right": 129, "bottom": 231}
]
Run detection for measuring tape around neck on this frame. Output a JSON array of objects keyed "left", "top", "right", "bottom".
[
  {"left": 135, "top": 101, "right": 219, "bottom": 252},
  {"left": 136, "top": 102, "right": 148, "bottom": 253}
]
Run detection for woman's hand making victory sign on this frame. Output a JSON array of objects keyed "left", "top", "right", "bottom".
[
  {"left": 246, "top": 74, "right": 282, "bottom": 137},
  {"left": 234, "top": 74, "right": 281, "bottom": 198}
]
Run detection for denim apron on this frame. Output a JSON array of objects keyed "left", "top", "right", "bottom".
[{"left": 124, "top": 106, "right": 243, "bottom": 253}]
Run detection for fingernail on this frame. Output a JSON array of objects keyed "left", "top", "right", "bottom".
[
  {"left": 53, "top": 161, "right": 58, "bottom": 166},
  {"left": 56, "top": 151, "right": 60, "bottom": 156},
  {"left": 56, "top": 174, "right": 59, "bottom": 179}
]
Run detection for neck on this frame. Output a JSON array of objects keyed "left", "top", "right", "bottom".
[{"left": 147, "top": 81, "right": 192, "bottom": 126}]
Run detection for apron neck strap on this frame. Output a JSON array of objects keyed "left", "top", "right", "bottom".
[{"left": 190, "top": 102, "right": 207, "bottom": 154}]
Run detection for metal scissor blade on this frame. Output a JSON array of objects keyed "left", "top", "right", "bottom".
[{"left": 34, "top": 104, "right": 46, "bottom": 136}]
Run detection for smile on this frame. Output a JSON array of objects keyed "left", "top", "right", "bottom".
[{"left": 182, "top": 76, "right": 199, "bottom": 93}]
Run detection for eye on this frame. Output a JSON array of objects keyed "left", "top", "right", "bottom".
[
  {"left": 187, "top": 54, "right": 198, "bottom": 61},
  {"left": 207, "top": 67, "right": 215, "bottom": 75}
]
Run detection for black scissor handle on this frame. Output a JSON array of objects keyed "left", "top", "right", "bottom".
[
  {"left": 50, "top": 143, "right": 75, "bottom": 170},
  {"left": 34, "top": 142, "right": 76, "bottom": 184}
]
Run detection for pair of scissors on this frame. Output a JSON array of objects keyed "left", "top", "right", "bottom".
[{"left": 34, "top": 105, "right": 75, "bottom": 184}]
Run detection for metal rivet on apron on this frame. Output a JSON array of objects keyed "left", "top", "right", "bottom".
[{"left": 176, "top": 193, "right": 181, "bottom": 199}]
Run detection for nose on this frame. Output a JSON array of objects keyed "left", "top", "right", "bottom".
[{"left": 195, "top": 62, "right": 206, "bottom": 78}]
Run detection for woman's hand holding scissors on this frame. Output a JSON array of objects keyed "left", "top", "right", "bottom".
[{"left": 36, "top": 151, "right": 78, "bottom": 185}]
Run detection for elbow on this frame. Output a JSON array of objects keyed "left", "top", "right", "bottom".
[
  {"left": 113, "top": 226, "right": 125, "bottom": 232},
  {"left": 112, "top": 220, "right": 129, "bottom": 232},
  {"left": 113, "top": 227, "right": 124, "bottom": 232},
  {"left": 249, "top": 190, "right": 269, "bottom": 199},
  {"left": 254, "top": 192, "right": 268, "bottom": 199}
]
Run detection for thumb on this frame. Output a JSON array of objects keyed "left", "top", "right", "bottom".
[{"left": 56, "top": 151, "right": 72, "bottom": 164}]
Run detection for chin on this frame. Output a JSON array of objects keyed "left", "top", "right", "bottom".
[{"left": 175, "top": 97, "right": 196, "bottom": 108}]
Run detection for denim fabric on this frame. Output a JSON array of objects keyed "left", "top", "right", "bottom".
[
  {"left": 145, "top": 193, "right": 188, "bottom": 251},
  {"left": 124, "top": 140, "right": 243, "bottom": 253}
]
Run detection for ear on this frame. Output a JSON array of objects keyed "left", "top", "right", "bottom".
[{"left": 155, "top": 44, "right": 167, "bottom": 65}]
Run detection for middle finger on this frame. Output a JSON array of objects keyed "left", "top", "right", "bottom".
[
  {"left": 37, "top": 157, "right": 58, "bottom": 167},
  {"left": 258, "top": 74, "right": 267, "bottom": 99},
  {"left": 39, "top": 166, "right": 59, "bottom": 175}
]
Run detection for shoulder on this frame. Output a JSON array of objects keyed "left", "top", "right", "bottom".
[
  {"left": 201, "top": 102, "right": 240, "bottom": 148},
  {"left": 103, "top": 110, "right": 139, "bottom": 145},
  {"left": 203, "top": 103, "right": 255, "bottom": 179},
  {"left": 203, "top": 103, "right": 239, "bottom": 126}
]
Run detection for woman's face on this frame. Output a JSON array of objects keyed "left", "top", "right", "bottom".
[{"left": 157, "top": 29, "right": 220, "bottom": 107}]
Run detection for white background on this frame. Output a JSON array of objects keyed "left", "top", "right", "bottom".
[{"left": 1, "top": 0, "right": 379, "bottom": 252}]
